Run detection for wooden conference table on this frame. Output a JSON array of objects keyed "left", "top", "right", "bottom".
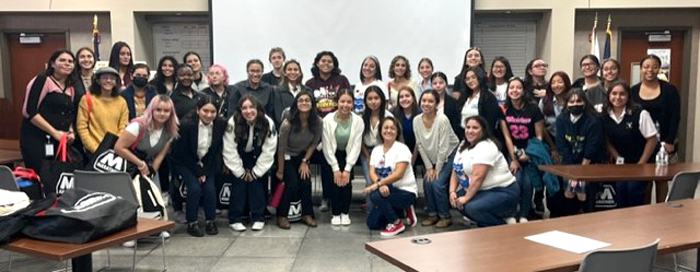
[
  {"left": 539, "top": 162, "right": 700, "bottom": 182},
  {"left": 3, "top": 218, "right": 174, "bottom": 272},
  {"left": 366, "top": 198, "right": 700, "bottom": 272},
  {"left": 0, "top": 149, "right": 22, "bottom": 165}
]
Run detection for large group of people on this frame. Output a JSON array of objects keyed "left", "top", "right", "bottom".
[{"left": 19, "top": 42, "right": 681, "bottom": 238}]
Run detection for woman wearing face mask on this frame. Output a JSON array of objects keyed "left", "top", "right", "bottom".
[
  {"left": 573, "top": 54, "right": 606, "bottom": 112},
  {"left": 75, "top": 47, "right": 95, "bottom": 91},
  {"left": 524, "top": 58, "right": 549, "bottom": 101},
  {"left": 322, "top": 89, "right": 364, "bottom": 226},
  {"left": 171, "top": 96, "right": 226, "bottom": 237},
  {"left": 21, "top": 49, "right": 84, "bottom": 173},
  {"left": 108, "top": 41, "right": 134, "bottom": 89},
  {"left": 487, "top": 56, "right": 514, "bottom": 108},
  {"left": 601, "top": 58, "right": 621, "bottom": 90},
  {"left": 417, "top": 58, "right": 434, "bottom": 94},
  {"left": 630, "top": 54, "right": 681, "bottom": 204},
  {"left": 603, "top": 82, "right": 657, "bottom": 207},
  {"left": 273, "top": 59, "right": 310, "bottom": 126},
  {"left": 201, "top": 63, "right": 232, "bottom": 119},
  {"left": 353, "top": 56, "right": 387, "bottom": 113},
  {"left": 170, "top": 65, "right": 203, "bottom": 121},
  {"left": 387, "top": 55, "right": 420, "bottom": 108},
  {"left": 361, "top": 86, "right": 393, "bottom": 210},
  {"left": 150, "top": 56, "right": 179, "bottom": 95},
  {"left": 224, "top": 95, "right": 277, "bottom": 232},
  {"left": 121, "top": 63, "right": 157, "bottom": 120},
  {"left": 414, "top": 89, "right": 460, "bottom": 228},
  {"left": 275, "top": 91, "right": 322, "bottom": 229},
  {"left": 555, "top": 89, "right": 604, "bottom": 215},
  {"left": 364, "top": 116, "right": 418, "bottom": 236},
  {"left": 454, "top": 47, "right": 485, "bottom": 96},
  {"left": 430, "top": 72, "right": 462, "bottom": 139},
  {"left": 76, "top": 67, "right": 129, "bottom": 155},
  {"left": 183, "top": 51, "right": 209, "bottom": 92}
]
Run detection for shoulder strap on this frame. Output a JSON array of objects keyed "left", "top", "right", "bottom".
[
  {"left": 129, "top": 119, "right": 147, "bottom": 150},
  {"left": 84, "top": 93, "right": 92, "bottom": 117}
]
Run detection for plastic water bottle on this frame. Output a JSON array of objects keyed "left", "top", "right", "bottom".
[{"left": 656, "top": 142, "right": 669, "bottom": 166}]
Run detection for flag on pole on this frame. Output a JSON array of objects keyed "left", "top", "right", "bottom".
[
  {"left": 92, "top": 14, "right": 101, "bottom": 61},
  {"left": 590, "top": 13, "right": 600, "bottom": 61},
  {"left": 603, "top": 15, "right": 612, "bottom": 60}
]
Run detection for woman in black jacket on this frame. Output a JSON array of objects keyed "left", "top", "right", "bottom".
[{"left": 171, "top": 96, "right": 226, "bottom": 237}]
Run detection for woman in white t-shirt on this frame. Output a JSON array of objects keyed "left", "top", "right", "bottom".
[
  {"left": 364, "top": 116, "right": 417, "bottom": 236},
  {"left": 449, "top": 116, "right": 519, "bottom": 226},
  {"left": 353, "top": 56, "right": 387, "bottom": 113}
]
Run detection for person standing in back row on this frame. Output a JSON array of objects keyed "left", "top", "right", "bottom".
[
  {"left": 229, "top": 59, "right": 276, "bottom": 120},
  {"left": 262, "top": 47, "right": 285, "bottom": 86}
]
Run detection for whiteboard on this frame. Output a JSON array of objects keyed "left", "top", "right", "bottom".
[
  {"left": 211, "top": 0, "right": 472, "bottom": 82},
  {"left": 152, "top": 22, "right": 211, "bottom": 73}
]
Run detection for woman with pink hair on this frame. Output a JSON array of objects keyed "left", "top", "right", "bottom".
[{"left": 201, "top": 63, "right": 232, "bottom": 118}]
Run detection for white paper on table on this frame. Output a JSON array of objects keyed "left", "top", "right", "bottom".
[{"left": 524, "top": 230, "right": 611, "bottom": 254}]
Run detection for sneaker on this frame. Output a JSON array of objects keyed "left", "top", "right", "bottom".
[
  {"left": 122, "top": 240, "right": 136, "bottom": 248},
  {"left": 421, "top": 216, "right": 439, "bottom": 226},
  {"left": 187, "top": 223, "right": 204, "bottom": 237},
  {"left": 331, "top": 215, "right": 341, "bottom": 226},
  {"left": 319, "top": 199, "right": 330, "bottom": 212},
  {"left": 251, "top": 221, "right": 265, "bottom": 231},
  {"left": 404, "top": 205, "right": 417, "bottom": 227},
  {"left": 519, "top": 217, "right": 529, "bottom": 223},
  {"left": 380, "top": 221, "right": 406, "bottom": 237},
  {"left": 505, "top": 217, "right": 517, "bottom": 224},
  {"left": 340, "top": 213, "right": 351, "bottom": 225},
  {"left": 435, "top": 218, "right": 452, "bottom": 228},
  {"left": 229, "top": 222, "right": 246, "bottom": 232},
  {"left": 205, "top": 221, "right": 219, "bottom": 235},
  {"left": 159, "top": 231, "right": 171, "bottom": 239}
]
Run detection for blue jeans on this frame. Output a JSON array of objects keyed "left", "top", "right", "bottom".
[
  {"left": 366, "top": 185, "right": 416, "bottom": 230},
  {"left": 423, "top": 149, "right": 455, "bottom": 218},
  {"left": 171, "top": 165, "right": 216, "bottom": 223},
  {"left": 458, "top": 182, "right": 519, "bottom": 226},
  {"left": 228, "top": 174, "right": 266, "bottom": 223},
  {"left": 361, "top": 154, "right": 373, "bottom": 211},
  {"left": 515, "top": 167, "right": 532, "bottom": 218}
]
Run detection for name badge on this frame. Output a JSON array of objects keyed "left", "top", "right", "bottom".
[{"left": 616, "top": 156, "right": 625, "bottom": 165}]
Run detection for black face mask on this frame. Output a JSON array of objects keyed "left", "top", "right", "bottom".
[
  {"left": 569, "top": 105, "right": 585, "bottom": 116},
  {"left": 132, "top": 76, "right": 148, "bottom": 88}
]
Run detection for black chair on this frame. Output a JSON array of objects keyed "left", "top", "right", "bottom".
[
  {"left": 578, "top": 238, "right": 660, "bottom": 272},
  {"left": 664, "top": 170, "right": 700, "bottom": 272},
  {"left": 0, "top": 165, "right": 18, "bottom": 191}
]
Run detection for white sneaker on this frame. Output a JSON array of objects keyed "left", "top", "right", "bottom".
[
  {"left": 319, "top": 199, "right": 329, "bottom": 212},
  {"left": 340, "top": 213, "right": 351, "bottom": 225},
  {"left": 251, "top": 221, "right": 265, "bottom": 231},
  {"left": 230, "top": 223, "right": 246, "bottom": 232},
  {"left": 505, "top": 217, "right": 517, "bottom": 224},
  {"left": 519, "top": 217, "right": 529, "bottom": 223},
  {"left": 122, "top": 240, "right": 136, "bottom": 247},
  {"left": 331, "top": 215, "right": 341, "bottom": 225},
  {"left": 160, "top": 231, "right": 171, "bottom": 238}
]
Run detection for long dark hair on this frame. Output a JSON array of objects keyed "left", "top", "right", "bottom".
[
  {"left": 459, "top": 47, "right": 485, "bottom": 75},
  {"left": 564, "top": 88, "right": 595, "bottom": 116},
  {"left": 44, "top": 49, "right": 76, "bottom": 88},
  {"left": 150, "top": 56, "right": 179, "bottom": 87},
  {"left": 459, "top": 116, "right": 499, "bottom": 151},
  {"left": 288, "top": 91, "right": 319, "bottom": 133},
  {"left": 362, "top": 85, "right": 388, "bottom": 137},
  {"left": 487, "top": 56, "right": 514, "bottom": 90},
  {"left": 458, "top": 66, "right": 488, "bottom": 109},
  {"left": 543, "top": 71, "right": 572, "bottom": 117},
  {"left": 602, "top": 81, "right": 642, "bottom": 114},
  {"left": 389, "top": 55, "right": 411, "bottom": 79},
  {"left": 233, "top": 95, "right": 272, "bottom": 147},
  {"left": 280, "top": 59, "right": 303, "bottom": 88},
  {"left": 504, "top": 77, "right": 528, "bottom": 110},
  {"left": 189, "top": 95, "right": 219, "bottom": 123},
  {"left": 391, "top": 86, "right": 419, "bottom": 119},
  {"left": 524, "top": 58, "right": 546, "bottom": 90},
  {"left": 311, "top": 51, "right": 341, "bottom": 78},
  {"left": 359, "top": 56, "right": 382, "bottom": 81},
  {"left": 108, "top": 41, "right": 133, "bottom": 71},
  {"left": 419, "top": 89, "right": 441, "bottom": 114}
]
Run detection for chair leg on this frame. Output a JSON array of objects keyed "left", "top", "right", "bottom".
[
  {"left": 161, "top": 235, "right": 167, "bottom": 271},
  {"left": 131, "top": 241, "right": 138, "bottom": 272},
  {"left": 106, "top": 249, "right": 111, "bottom": 269},
  {"left": 7, "top": 252, "right": 12, "bottom": 272}
]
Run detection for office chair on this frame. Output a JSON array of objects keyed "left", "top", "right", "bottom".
[{"left": 579, "top": 238, "right": 660, "bottom": 272}]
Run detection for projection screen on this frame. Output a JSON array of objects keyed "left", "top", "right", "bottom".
[{"left": 211, "top": 0, "right": 472, "bottom": 84}]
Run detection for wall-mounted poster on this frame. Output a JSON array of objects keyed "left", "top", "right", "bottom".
[{"left": 647, "top": 48, "right": 671, "bottom": 82}]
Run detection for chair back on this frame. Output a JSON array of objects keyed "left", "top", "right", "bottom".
[
  {"left": 578, "top": 238, "right": 660, "bottom": 272},
  {"left": 0, "top": 165, "right": 18, "bottom": 191},
  {"left": 666, "top": 171, "right": 700, "bottom": 202},
  {"left": 73, "top": 170, "right": 138, "bottom": 205}
]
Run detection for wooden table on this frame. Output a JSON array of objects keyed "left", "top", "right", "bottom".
[
  {"left": 3, "top": 218, "right": 174, "bottom": 272},
  {"left": 366, "top": 199, "right": 700, "bottom": 272},
  {"left": 538, "top": 162, "right": 700, "bottom": 182},
  {"left": 0, "top": 149, "right": 22, "bottom": 165}
]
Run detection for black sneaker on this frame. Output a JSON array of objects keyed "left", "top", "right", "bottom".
[
  {"left": 187, "top": 223, "right": 204, "bottom": 237},
  {"left": 205, "top": 221, "right": 219, "bottom": 235}
]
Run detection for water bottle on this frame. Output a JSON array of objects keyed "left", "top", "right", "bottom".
[{"left": 656, "top": 142, "right": 669, "bottom": 166}]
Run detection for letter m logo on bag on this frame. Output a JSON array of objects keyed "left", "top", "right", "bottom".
[
  {"left": 56, "top": 173, "right": 74, "bottom": 194},
  {"left": 94, "top": 150, "right": 127, "bottom": 173}
]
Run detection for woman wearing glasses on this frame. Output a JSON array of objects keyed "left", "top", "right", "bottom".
[{"left": 523, "top": 58, "right": 549, "bottom": 101}]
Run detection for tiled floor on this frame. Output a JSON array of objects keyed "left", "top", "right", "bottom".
[{"left": 1, "top": 178, "right": 697, "bottom": 272}]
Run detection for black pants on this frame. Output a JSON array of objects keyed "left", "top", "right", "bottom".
[
  {"left": 311, "top": 150, "right": 333, "bottom": 200},
  {"left": 330, "top": 150, "right": 352, "bottom": 216},
  {"left": 277, "top": 155, "right": 314, "bottom": 218}
]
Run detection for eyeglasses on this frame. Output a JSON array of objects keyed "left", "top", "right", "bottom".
[{"left": 581, "top": 63, "right": 596, "bottom": 68}]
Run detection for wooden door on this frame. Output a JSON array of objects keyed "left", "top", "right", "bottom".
[
  {"left": 619, "top": 30, "right": 684, "bottom": 89},
  {"left": 1, "top": 33, "right": 66, "bottom": 139}
]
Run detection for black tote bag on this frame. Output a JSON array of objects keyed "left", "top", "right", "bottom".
[{"left": 40, "top": 134, "right": 83, "bottom": 196}]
